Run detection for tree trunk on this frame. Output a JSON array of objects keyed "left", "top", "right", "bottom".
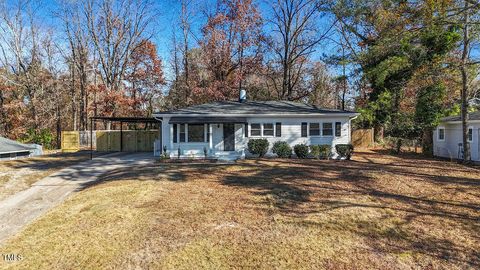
[
  {"left": 342, "top": 47, "right": 347, "bottom": 110},
  {"left": 374, "top": 124, "right": 384, "bottom": 143},
  {"left": 395, "top": 138, "right": 402, "bottom": 154},
  {"left": 460, "top": 0, "right": 471, "bottom": 162},
  {"left": 422, "top": 129, "right": 433, "bottom": 157},
  {"left": 71, "top": 63, "right": 77, "bottom": 131},
  {"left": 56, "top": 102, "right": 62, "bottom": 149},
  {"left": 79, "top": 69, "right": 87, "bottom": 131},
  {"left": 0, "top": 90, "right": 7, "bottom": 136}
]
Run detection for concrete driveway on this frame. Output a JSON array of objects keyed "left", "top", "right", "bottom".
[{"left": 0, "top": 152, "right": 155, "bottom": 245}]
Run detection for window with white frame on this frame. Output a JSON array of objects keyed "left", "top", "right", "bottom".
[
  {"left": 468, "top": 128, "right": 473, "bottom": 142},
  {"left": 322, "top": 122, "right": 333, "bottom": 136},
  {"left": 301, "top": 122, "right": 307, "bottom": 137},
  {"left": 207, "top": 124, "right": 211, "bottom": 142},
  {"left": 309, "top": 123, "right": 320, "bottom": 136},
  {"left": 188, "top": 124, "right": 205, "bottom": 142},
  {"left": 251, "top": 123, "right": 261, "bottom": 136},
  {"left": 179, "top": 124, "right": 186, "bottom": 142},
  {"left": 335, "top": 122, "right": 342, "bottom": 137},
  {"left": 263, "top": 123, "right": 274, "bottom": 136},
  {"left": 173, "top": 124, "right": 178, "bottom": 143},
  {"left": 438, "top": 127, "right": 445, "bottom": 141}
]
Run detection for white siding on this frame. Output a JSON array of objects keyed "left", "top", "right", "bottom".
[
  {"left": 244, "top": 116, "right": 352, "bottom": 158},
  {"left": 160, "top": 115, "right": 354, "bottom": 159},
  {"left": 433, "top": 122, "right": 480, "bottom": 161}
]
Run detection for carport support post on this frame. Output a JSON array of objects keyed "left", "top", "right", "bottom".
[{"left": 120, "top": 121, "right": 123, "bottom": 152}]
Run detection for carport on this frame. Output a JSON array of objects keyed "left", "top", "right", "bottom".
[{"left": 89, "top": 116, "right": 162, "bottom": 159}]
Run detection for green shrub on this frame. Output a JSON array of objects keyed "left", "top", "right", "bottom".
[
  {"left": 248, "top": 138, "right": 269, "bottom": 157},
  {"left": 294, "top": 144, "right": 309, "bottom": 159},
  {"left": 319, "top": 144, "right": 332, "bottom": 159},
  {"left": 272, "top": 141, "right": 292, "bottom": 158},
  {"left": 22, "top": 128, "right": 54, "bottom": 149},
  {"left": 310, "top": 145, "right": 321, "bottom": 159},
  {"left": 335, "top": 144, "right": 354, "bottom": 160}
]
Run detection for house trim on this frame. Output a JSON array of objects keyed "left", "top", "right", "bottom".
[{"left": 154, "top": 113, "right": 359, "bottom": 118}]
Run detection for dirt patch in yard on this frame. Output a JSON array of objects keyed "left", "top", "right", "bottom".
[
  {"left": 0, "top": 151, "right": 103, "bottom": 201},
  {"left": 0, "top": 150, "right": 479, "bottom": 269}
]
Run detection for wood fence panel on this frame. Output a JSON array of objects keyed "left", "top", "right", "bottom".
[
  {"left": 108, "top": 132, "right": 121, "bottom": 151},
  {"left": 96, "top": 131, "right": 108, "bottom": 151},
  {"left": 147, "top": 131, "right": 158, "bottom": 151},
  {"left": 136, "top": 131, "right": 147, "bottom": 152},
  {"left": 95, "top": 130, "right": 159, "bottom": 152},
  {"left": 352, "top": 129, "right": 374, "bottom": 149},
  {"left": 122, "top": 131, "right": 138, "bottom": 152},
  {"left": 61, "top": 131, "right": 80, "bottom": 152}
]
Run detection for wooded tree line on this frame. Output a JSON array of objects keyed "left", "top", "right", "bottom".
[{"left": 0, "top": 0, "right": 479, "bottom": 158}]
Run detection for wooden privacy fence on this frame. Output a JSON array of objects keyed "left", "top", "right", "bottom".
[
  {"left": 61, "top": 131, "right": 80, "bottom": 152},
  {"left": 352, "top": 128, "right": 374, "bottom": 149},
  {"left": 61, "top": 130, "right": 159, "bottom": 152},
  {"left": 96, "top": 130, "right": 159, "bottom": 152}
]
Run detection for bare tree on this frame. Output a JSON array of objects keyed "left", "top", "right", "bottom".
[
  {"left": 83, "top": 0, "right": 155, "bottom": 95},
  {"left": 42, "top": 30, "right": 67, "bottom": 147},
  {"left": 0, "top": 0, "right": 41, "bottom": 128},
  {"left": 181, "top": 0, "right": 192, "bottom": 93},
  {"left": 59, "top": 1, "right": 91, "bottom": 131},
  {"left": 270, "top": 0, "right": 332, "bottom": 100}
]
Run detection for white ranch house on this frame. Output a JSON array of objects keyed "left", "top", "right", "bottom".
[
  {"left": 433, "top": 111, "right": 480, "bottom": 162},
  {"left": 153, "top": 96, "right": 359, "bottom": 160}
]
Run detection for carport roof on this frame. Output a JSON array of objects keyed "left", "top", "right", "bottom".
[{"left": 90, "top": 116, "right": 160, "bottom": 123}]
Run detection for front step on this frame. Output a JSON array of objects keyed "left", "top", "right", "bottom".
[{"left": 214, "top": 151, "right": 242, "bottom": 161}]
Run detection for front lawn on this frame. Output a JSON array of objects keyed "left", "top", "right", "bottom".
[{"left": 1, "top": 150, "right": 479, "bottom": 269}]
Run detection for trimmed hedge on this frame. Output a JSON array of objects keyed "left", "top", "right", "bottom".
[
  {"left": 248, "top": 138, "right": 269, "bottom": 157},
  {"left": 335, "top": 144, "right": 354, "bottom": 160},
  {"left": 319, "top": 144, "right": 331, "bottom": 159},
  {"left": 310, "top": 145, "right": 321, "bottom": 159},
  {"left": 272, "top": 141, "right": 292, "bottom": 158},
  {"left": 310, "top": 144, "right": 331, "bottom": 159},
  {"left": 294, "top": 144, "right": 309, "bottom": 159}
]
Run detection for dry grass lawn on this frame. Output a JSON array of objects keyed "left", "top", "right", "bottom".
[
  {"left": 0, "top": 150, "right": 479, "bottom": 269},
  {"left": 0, "top": 151, "right": 101, "bottom": 201}
]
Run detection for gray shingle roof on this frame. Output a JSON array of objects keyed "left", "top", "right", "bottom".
[
  {"left": 155, "top": 101, "right": 356, "bottom": 115},
  {"left": 0, "top": 136, "right": 36, "bottom": 154},
  {"left": 441, "top": 111, "right": 480, "bottom": 122}
]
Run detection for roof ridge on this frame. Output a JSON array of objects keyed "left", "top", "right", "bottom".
[{"left": 154, "top": 100, "right": 357, "bottom": 115}]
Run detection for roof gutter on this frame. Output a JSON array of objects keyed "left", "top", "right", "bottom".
[
  {"left": 440, "top": 120, "right": 480, "bottom": 124},
  {"left": 153, "top": 112, "right": 359, "bottom": 118}
]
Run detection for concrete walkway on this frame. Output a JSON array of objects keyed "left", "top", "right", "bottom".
[{"left": 0, "top": 152, "right": 154, "bottom": 245}]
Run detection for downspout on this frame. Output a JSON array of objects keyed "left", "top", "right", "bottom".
[
  {"left": 349, "top": 115, "right": 359, "bottom": 145},
  {"left": 154, "top": 116, "right": 163, "bottom": 154}
]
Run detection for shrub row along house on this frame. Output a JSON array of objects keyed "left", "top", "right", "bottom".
[{"left": 153, "top": 91, "right": 359, "bottom": 160}]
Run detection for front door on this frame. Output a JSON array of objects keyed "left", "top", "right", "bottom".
[{"left": 223, "top": 123, "right": 235, "bottom": 151}]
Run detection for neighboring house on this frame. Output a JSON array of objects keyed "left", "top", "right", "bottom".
[
  {"left": 0, "top": 136, "right": 43, "bottom": 160},
  {"left": 153, "top": 93, "right": 359, "bottom": 160},
  {"left": 433, "top": 111, "right": 480, "bottom": 162}
]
